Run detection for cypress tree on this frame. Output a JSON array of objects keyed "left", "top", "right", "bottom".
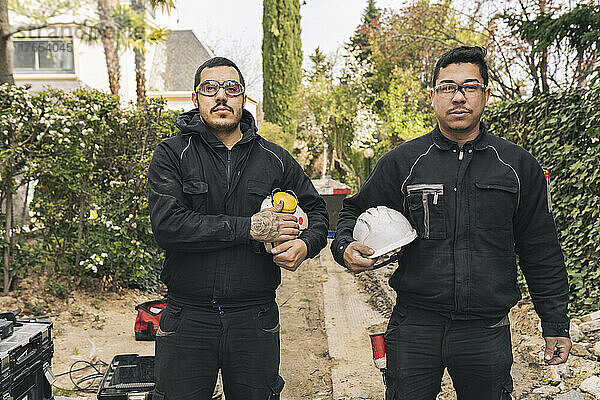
[
  {"left": 348, "top": 0, "right": 380, "bottom": 61},
  {"left": 262, "top": 0, "right": 302, "bottom": 141}
]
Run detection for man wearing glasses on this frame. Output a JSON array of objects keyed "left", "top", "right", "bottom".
[
  {"left": 332, "top": 46, "right": 571, "bottom": 399},
  {"left": 148, "top": 57, "right": 328, "bottom": 399}
]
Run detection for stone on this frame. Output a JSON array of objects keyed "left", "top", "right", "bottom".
[
  {"left": 583, "top": 311, "right": 600, "bottom": 322},
  {"left": 580, "top": 320, "right": 600, "bottom": 333},
  {"left": 580, "top": 375, "right": 600, "bottom": 398},
  {"left": 569, "top": 358, "right": 599, "bottom": 375},
  {"left": 532, "top": 385, "right": 561, "bottom": 396},
  {"left": 570, "top": 322, "right": 585, "bottom": 342},
  {"left": 571, "top": 343, "right": 592, "bottom": 358},
  {"left": 592, "top": 342, "right": 600, "bottom": 357},
  {"left": 554, "top": 390, "right": 585, "bottom": 400},
  {"left": 548, "top": 364, "right": 571, "bottom": 383}
]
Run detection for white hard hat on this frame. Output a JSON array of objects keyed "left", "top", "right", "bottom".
[{"left": 353, "top": 206, "right": 417, "bottom": 259}]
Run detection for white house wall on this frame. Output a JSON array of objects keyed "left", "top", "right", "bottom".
[{"left": 10, "top": 4, "right": 259, "bottom": 109}]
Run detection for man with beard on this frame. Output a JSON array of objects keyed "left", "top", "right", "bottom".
[
  {"left": 148, "top": 57, "right": 328, "bottom": 400},
  {"left": 332, "top": 46, "right": 571, "bottom": 399}
]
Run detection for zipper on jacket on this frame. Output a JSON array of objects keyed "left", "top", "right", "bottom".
[
  {"left": 226, "top": 149, "right": 232, "bottom": 190},
  {"left": 407, "top": 184, "right": 444, "bottom": 239},
  {"left": 422, "top": 192, "right": 430, "bottom": 238},
  {"left": 458, "top": 148, "right": 464, "bottom": 160}
]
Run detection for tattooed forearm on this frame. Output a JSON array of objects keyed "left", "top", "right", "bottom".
[{"left": 250, "top": 211, "right": 280, "bottom": 242}]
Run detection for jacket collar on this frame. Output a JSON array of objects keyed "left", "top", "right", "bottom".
[
  {"left": 431, "top": 123, "right": 490, "bottom": 150},
  {"left": 175, "top": 108, "right": 258, "bottom": 148}
]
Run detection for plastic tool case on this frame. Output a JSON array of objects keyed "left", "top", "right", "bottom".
[
  {"left": 97, "top": 354, "right": 154, "bottom": 400},
  {"left": 0, "top": 315, "right": 54, "bottom": 400}
]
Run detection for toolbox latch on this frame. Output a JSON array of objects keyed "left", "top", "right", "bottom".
[
  {"left": 43, "top": 362, "right": 56, "bottom": 385},
  {"left": 127, "top": 393, "right": 148, "bottom": 400}
]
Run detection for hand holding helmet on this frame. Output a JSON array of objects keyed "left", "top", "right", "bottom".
[
  {"left": 258, "top": 189, "right": 308, "bottom": 252},
  {"left": 343, "top": 241, "right": 377, "bottom": 273},
  {"left": 347, "top": 206, "right": 417, "bottom": 271},
  {"left": 250, "top": 200, "right": 300, "bottom": 244}
]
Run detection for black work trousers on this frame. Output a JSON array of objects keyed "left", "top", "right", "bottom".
[
  {"left": 384, "top": 303, "right": 513, "bottom": 400},
  {"left": 153, "top": 299, "right": 284, "bottom": 400}
]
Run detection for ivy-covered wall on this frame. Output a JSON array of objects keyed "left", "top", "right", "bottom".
[
  {"left": 262, "top": 0, "right": 302, "bottom": 139},
  {"left": 485, "top": 85, "right": 600, "bottom": 314}
]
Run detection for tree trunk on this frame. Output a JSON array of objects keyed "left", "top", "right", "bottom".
[
  {"left": 20, "top": 179, "right": 28, "bottom": 225},
  {"left": 527, "top": 54, "right": 541, "bottom": 96},
  {"left": 3, "top": 184, "right": 12, "bottom": 294},
  {"left": 332, "top": 149, "right": 361, "bottom": 188},
  {"left": 540, "top": 51, "right": 549, "bottom": 93},
  {"left": 0, "top": 0, "right": 14, "bottom": 85},
  {"left": 131, "top": 0, "right": 146, "bottom": 103},
  {"left": 74, "top": 177, "right": 87, "bottom": 270},
  {"left": 321, "top": 140, "right": 328, "bottom": 178},
  {"left": 97, "top": 0, "right": 120, "bottom": 96},
  {"left": 134, "top": 47, "right": 146, "bottom": 103}
]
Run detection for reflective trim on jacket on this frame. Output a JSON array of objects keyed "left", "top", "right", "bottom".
[
  {"left": 149, "top": 109, "right": 329, "bottom": 307},
  {"left": 332, "top": 125, "right": 570, "bottom": 338}
]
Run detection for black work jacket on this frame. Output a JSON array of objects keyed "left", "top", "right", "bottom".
[
  {"left": 332, "top": 125, "right": 570, "bottom": 338},
  {"left": 149, "top": 109, "right": 328, "bottom": 307}
]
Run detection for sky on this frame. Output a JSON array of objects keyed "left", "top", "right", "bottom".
[
  {"left": 177, "top": 0, "right": 399, "bottom": 59},
  {"left": 175, "top": 0, "right": 399, "bottom": 96}
]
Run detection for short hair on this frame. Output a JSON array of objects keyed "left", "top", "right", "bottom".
[
  {"left": 432, "top": 46, "right": 489, "bottom": 87},
  {"left": 194, "top": 57, "right": 246, "bottom": 90}
]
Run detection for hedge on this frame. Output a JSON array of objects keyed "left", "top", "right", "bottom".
[
  {"left": 485, "top": 85, "right": 600, "bottom": 314},
  {"left": 0, "top": 85, "right": 177, "bottom": 292}
]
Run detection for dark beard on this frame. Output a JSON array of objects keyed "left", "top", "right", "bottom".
[
  {"left": 206, "top": 117, "right": 241, "bottom": 134},
  {"left": 202, "top": 109, "right": 243, "bottom": 135}
]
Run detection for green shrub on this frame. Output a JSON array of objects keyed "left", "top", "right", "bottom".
[
  {"left": 0, "top": 86, "right": 177, "bottom": 291},
  {"left": 485, "top": 85, "right": 600, "bottom": 314}
]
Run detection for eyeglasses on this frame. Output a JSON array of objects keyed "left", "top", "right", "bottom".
[
  {"left": 196, "top": 80, "right": 245, "bottom": 97},
  {"left": 433, "top": 82, "right": 487, "bottom": 98}
]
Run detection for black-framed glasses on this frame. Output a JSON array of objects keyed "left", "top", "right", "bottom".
[
  {"left": 433, "top": 82, "right": 487, "bottom": 98},
  {"left": 196, "top": 80, "right": 245, "bottom": 97}
]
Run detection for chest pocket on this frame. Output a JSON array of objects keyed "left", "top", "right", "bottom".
[
  {"left": 182, "top": 177, "right": 208, "bottom": 213},
  {"left": 406, "top": 183, "right": 447, "bottom": 240},
  {"left": 475, "top": 181, "right": 518, "bottom": 229},
  {"left": 246, "top": 179, "right": 272, "bottom": 216}
]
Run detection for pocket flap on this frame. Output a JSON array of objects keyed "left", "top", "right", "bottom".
[
  {"left": 182, "top": 178, "right": 208, "bottom": 194},
  {"left": 268, "top": 375, "right": 285, "bottom": 395},
  {"left": 475, "top": 182, "right": 517, "bottom": 193},
  {"left": 247, "top": 179, "right": 271, "bottom": 196}
]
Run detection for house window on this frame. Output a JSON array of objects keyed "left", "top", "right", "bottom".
[{"left": 13, "top": 38, "right": 74, "bottom": 73}]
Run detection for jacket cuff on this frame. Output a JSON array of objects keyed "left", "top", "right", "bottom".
[
  {"left": 297, "top": 236, "right": 313, "bottom": 259},
  {"left": 234, "top": 217, "right": 251, "bottom": 244},
  {"left": 331, "top": 238, "right": 354, "bottom": 267},
  {"left": 541, "top": 320, "right": 570, "bottom": 338}
]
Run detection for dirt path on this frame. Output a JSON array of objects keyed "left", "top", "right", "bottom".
[
  {"left": 278, "top": 253, "right": 334, "bottom": 399},
  {"left": 0, "top": 255, "right": 334, "bottom": 399},
  {"left": 1, "top": 252, "right": 597, "bottom": 400},
  {"left": 321, "top": 241, "right": 387, "bottom": 399}
]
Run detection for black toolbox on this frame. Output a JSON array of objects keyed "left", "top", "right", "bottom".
[
  {"left": 0, "top": 316, "right": 54, "bottom": 400},
  {"left": 97, "top": 354, "right": 154, "bottom": 400}
]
